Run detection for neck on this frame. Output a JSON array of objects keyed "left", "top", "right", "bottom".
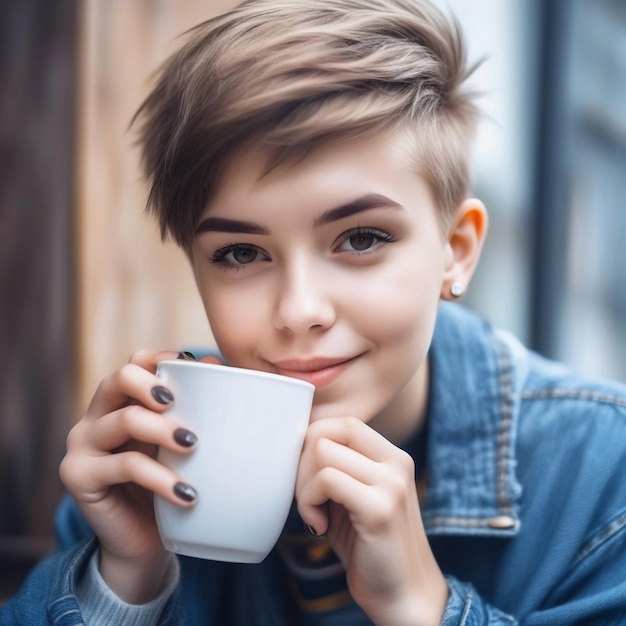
[{"left": 368, "top": 360, "right": 430, "bottom": 445}]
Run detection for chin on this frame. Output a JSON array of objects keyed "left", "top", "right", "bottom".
[{"left": 309, "top": 397, "right": 373, "bottom": 424}]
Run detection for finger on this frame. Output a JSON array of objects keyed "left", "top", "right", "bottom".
[
  {"left": 89, "top": 404, "right": 197, "bottom": 453},
  {"left": 127, "top": 349, "right": 182, "bottom": 372},
  {"left": 301, "top": 463, "right": 413, "bottom": 536},
  {"left": 87, "top": 360, "right": 178, "bottom": 419},
  {"left": 297, "top": 417, "right": 399, "bottom": 501},
  {"left": 305, "top": 437, "right": 383, "bottom": 486},
  {"left": 298, "top": 467, "right": 373, "bottom": 535},
  {"left": 304, "top": 417, "right": 415, "bottom": 486},
  {"left": 304, "top": 416, "right": 394, "bottom": 464},
  {"left": 83, "top": 450, "right": 198, "bottom": 507}
]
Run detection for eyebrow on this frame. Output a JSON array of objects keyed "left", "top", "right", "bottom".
[
  {"left": 194, "top": 193, "right": 402, "bottom": 237},
  {"left": 314, "top": 193, "right": 402, "bottom": 226},
  {"left": 195, "top": 216, "right": 270, "bottom": 236}
]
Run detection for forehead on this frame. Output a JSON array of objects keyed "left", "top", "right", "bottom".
[{"left": 205, "top": 130, "right": 420, "bottom": 215}]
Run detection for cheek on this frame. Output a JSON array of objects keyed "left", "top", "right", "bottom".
[
  {"left": 346, "top": 260, "right": 442, "bottom": 344},
  {"left": 200, "top": 286, "right": 269, "bottom": 363},
  {"left": 350, "top": 263, "right": 440, "bottom": 397}
]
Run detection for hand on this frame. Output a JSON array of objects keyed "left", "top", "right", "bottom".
[
  {"left": 59, "top": 350, "right": 222, "bottom": 603},
  {"left": 296, "top": 417, "right": 448, "bottom": 626}
]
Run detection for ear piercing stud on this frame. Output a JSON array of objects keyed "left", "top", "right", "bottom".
[{"left": 450, "top": 282, "right": 465, "bottom": 298}]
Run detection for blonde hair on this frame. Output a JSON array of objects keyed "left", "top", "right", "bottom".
[{"left": 133, "top": 0, "right": 481, "bottom": 248}]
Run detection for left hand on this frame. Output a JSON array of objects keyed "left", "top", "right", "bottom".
[{"left": 296, "top": 416, "right": 448, "bottom": 626}]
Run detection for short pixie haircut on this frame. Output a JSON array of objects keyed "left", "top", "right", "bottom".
[{"left": 133, "top": 0, "right": 480, "bottom": 249}]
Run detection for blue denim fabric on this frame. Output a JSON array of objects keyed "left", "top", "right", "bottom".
[
  {"left": 0, "top": 536, "right": 95, "bottom": 626},
  {"left": 3, "top": 303, "right": 626, "bottom": 624},
  {"left": 428, "top": 305, "right": 626, "bottom": 624}
]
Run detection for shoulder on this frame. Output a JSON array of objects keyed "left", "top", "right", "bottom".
[
  {"left": 488, "top": 325, "right": 626, "bottom": 567},
  {"left": 517, "top": 365, "right": 626, "bottom": 519},
  {"left": 434, "top": 303, "right": 626, "bottom": 481},
  {"left": 486, "top": 320, "right": 626, "bottom": 457},
  {"left": 492, "top": 327, "right": 626, "bottom": 533},
  {"left": 521, "top": 353, "right": 626, "bottom": 418},
  {"left": 508, "top": 331, "right": 626, "bottom": 444},
  {"left": 434, "top": 302, "right": 626, "bottom": 434}
]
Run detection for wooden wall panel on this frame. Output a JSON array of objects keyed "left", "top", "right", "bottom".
[
  {"left": 77, "top": 0, "right": 239, "bottom": 410},
  {"left": 0, "top": 0, "right": 78, "bottom": 600}
]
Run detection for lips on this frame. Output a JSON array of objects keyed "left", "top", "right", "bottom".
[{"left": 270, "top": 355, "right": 361, "bottom": 387}]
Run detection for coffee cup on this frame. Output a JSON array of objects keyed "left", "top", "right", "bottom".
[{"left": 154, "top": 360, "right": 314, "bottom": 563}]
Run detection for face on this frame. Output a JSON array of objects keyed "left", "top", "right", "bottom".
[{"left": 190, "top": 131, "right": 458, "bottom": 442}]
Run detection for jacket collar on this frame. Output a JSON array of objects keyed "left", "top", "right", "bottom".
[{"left": 422, "top": 303, "right": 523, "bottom": 537}]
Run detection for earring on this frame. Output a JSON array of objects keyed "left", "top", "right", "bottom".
[{"left": 450, "top": 282, "right": 465, "bottom": 298}]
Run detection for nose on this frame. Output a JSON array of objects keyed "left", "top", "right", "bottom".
[{"left": 273, "top": 258, "right": 336, "bottom": 334}]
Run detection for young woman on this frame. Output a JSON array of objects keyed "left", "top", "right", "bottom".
[{"left": 4, "top": 1, "right": 626, "bottom": 624}]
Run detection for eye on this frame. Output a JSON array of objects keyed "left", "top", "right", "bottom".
[
  {"left": 334, "top": 227, "right": 395, "bottom": 254},
  {"left": 210, "top": 244, "right": 270, "bottom": 267}
]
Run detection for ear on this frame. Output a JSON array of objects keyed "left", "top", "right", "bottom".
[{"left": 440, "top": 198, "right": 488, "bottom": 300}]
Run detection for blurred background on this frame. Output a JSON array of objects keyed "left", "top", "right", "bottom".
[{"left": 1, "top": 0, "right": 625, "bottom": 603}]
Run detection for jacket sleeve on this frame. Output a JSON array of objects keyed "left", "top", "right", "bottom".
[
  {"left": 0, "top": 536, "right": 98, "bottom": 626},
  {"left": 441, "top": 577, "right": 518, "bottom": 625},
  {"left": 0, "top": 495, "right": 183, "bottom": 626},
  {"left": 55, "top": 493, "right": 95, "bottom": 549}
]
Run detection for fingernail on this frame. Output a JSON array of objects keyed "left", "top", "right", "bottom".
[
  {"left": 304, "top": 524, "right": 320, "bottom": 537},
  {"left": 176, "top": 351, "right": 197, "bottom": 360},
  {"left": 174, "top": 482, "right": 197, "bottom": 502},
  {"left": 174, "top": 428, "right": 197, "bottom": 447},
  {"left": 151, "top": 385, "right": 174, "bottom": 405}
]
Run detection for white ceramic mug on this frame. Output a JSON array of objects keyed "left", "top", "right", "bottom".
[{"left": 154, "top": 360, "right": 315, "bottom": 563}]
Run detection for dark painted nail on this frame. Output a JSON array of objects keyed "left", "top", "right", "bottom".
[
  {"left": 174, "top": 428, "right": 197, "bottom": 447},
  {"left": 174, "top": 482, "right": 197, "bottom": 502},
  {"left": 151, "top": 385, "right": 174, "bottom": 405},
  {"left": 304, "top": 524, "right": 320, "bottom": 537},
  {"left": 176, "top": 351, "right": 197, "bottom": 360}
]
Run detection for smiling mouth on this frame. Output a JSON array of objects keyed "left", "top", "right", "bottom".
[{"left": 270, "top": 355, "right": 362, "bottom": 387}]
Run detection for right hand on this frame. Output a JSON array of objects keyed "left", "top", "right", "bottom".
[{"left": 59, "top": 349, "right": 221, "bottom": 603}]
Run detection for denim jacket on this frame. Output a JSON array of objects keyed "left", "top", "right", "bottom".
[{"left": 3, "top": 303, "right": 626, "bottom": 625}]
